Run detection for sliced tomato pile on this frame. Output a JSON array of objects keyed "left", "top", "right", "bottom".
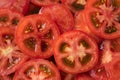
[{"left": 0, "top": 0, "right": 120, "bottom": 80}]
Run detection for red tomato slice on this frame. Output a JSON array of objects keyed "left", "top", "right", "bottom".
[
  {"left": 31, "top": 0, "right": 59, "bottom": 6},
  {"left": 40, "top": 4, "right": 74, "bottom": 33},
  {"left": 10, "top": 0, "right": 30, "bottom": 15},
  {"left": 54, "top": 30, "right": 98, "bottom": 74},
  {"left": 13, "top": 59, "right": 61, "bottom": 80},
  {"left": 75, "top": 73, "right": 94, "bottom": 80},
  {"left": 99, "top": 40, "right": 120, "bottom": 79},
  {"left": 0, "top": 27, "right": 28, "bottom": 76},
  {"left": 85, "top": 0, "right": 120, "bottom": 39},
  {"left": 15, "top": 14, "right": 60, "bottom": 58},
  {"left": 0, "top": 8, "right": 23, "bottom": 29},
  {"left": 61, "top": 0, "right": 88, "bottom": 13}
]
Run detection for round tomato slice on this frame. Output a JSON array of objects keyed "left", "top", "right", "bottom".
[
  {"left": 54, "top": 30, "right": 98, "bottom": 74},
  {"left": 31, "top": 0, "right": 59, "bottom": 6},
  {"left": 13, "top": 59, "right": 61, "bottom": 80},
  {"left": 15, "top": 14, "right": 60, "bottom": 58},
  {"left": 85, "top": 0, "right": 120, "bottom": 39},
  {"left": 40, "top": 4, "right": 74, "bottom": 33},
  {"left": 0, "top": 27, "right": 28, "bottom": 76},
  {"left": 0, "top": 8, "right": 23, "bottom": 29},
  {"left": 61, "top": 0, "right": 88, "bottom": 13},
  {"left": 75, "top": 73, "right": 94, "bottom": 80}
]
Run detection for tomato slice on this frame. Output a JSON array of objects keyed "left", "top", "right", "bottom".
[
  {"left": 31, "top": 0, "right": 59, "bottom": 6},
  {"left": 0, "top": 27, "right": 28, "bottom": 76},
  {"left": 54, "top": 30, "right": 98, "bottom": 74},
  {"left": 13, "top": 59, "right": 61, "bottom": 80},
  {"left": 85, "top": 0, "right": 120, "bottom": 39},
  {"left": 15, "top": 14, "right": 60, "bottom": 58},
  {"left": 40, "top": 4, "right": 74, "bottom": 33},
  {"left": 75, "top": 73, "right": 94, "bottom": 80},
  {"left": 10, "top": 0, "right": 30, "bottom": 15},
  {"left": 99, "top": 40, "right": 120, "bottom": 79},
  {"left": 0, "top": 8, "right": 23, "bottom": 29},
  {"left": 61, "top": 0, "right": 88, "bottom": 13}
]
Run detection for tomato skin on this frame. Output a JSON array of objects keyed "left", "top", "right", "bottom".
[
  {"left": 13, "top": 59, "right": 61, "bottom": 80},
  {"left": 54, "top": 30, "right": 98, "bottom": 74},
  {"left": 31, "top": 0, "right": 59, "bottom": 6},
  {"left": 15, "top": 14, "right": 60, "bottom": 58},
  {"left": 0, "top": 27, "right": 28, "bottom": 76},
  {"left": 40, "top": 4, "right": 74, "bottom": 33},
  {"left": 85, "top": 0, "right": 120, "bottom": 39}
]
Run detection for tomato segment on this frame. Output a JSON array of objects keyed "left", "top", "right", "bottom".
[
  {"left": 15, "top": 14, "right": 60, "bottom": 58},
  {"left": 13, "top": 59, "right": 61, "bottom": 80},
  {"left": 54, "top": 30, "right": 98, "bottom": 74},
  {"left": 85, "top": 0, "right": 120, "bottom": 39}
]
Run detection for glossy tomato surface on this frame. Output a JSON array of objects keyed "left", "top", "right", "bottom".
[
  {"left": 40, "top": 4, "right": 74, "bottom": 33},
  {"left": 0, "top": 8, "right": 23, "bottom": 29},
  {"left": 0, "top": 27, "right": 28, "bottom": 76},
  {"left": 85, "top": 0, "right": 120, "bottom": 39},
  {"left": 15, "top": 14, "right": 60, "bottom": 58},
  {"left": 13, "top": 59, "right": 61, "bottom": 80},
  {"left": 54, "top": 30, "right": 98, "bottom": 74}
]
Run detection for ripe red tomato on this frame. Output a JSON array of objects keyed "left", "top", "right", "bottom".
[
  {"left": 0, "top": 27, "right": 28, "bottom": 76},
  {"left": 61, "top": 0, "right": 88, "bottom": 13},
  {"left": 54, "top": 30, "right": 98, "bottom": 74},
  {"left": 40, "top": 4, "right": 74, "bottom": 33},
  {"left": 0, "top": 8, "right": 23, "bottom": 29},
  {"left": 31, "top": 0, "right": 59, "bottom": 6},
  {"left": 15, "top": 14, "right": 60, "bottom": 58},
  {"left": 85, "top": 0, "right": 120, "bottom": 39},
  {"left": 13, "top": 59, "right": 61, "bottom": 80},
  {"left": 75, "top": 73, "right": 94, "bottom": 80}
]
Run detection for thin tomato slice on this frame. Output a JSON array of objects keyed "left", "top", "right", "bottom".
[
  {"left": 85, "top": 0, "right": 120, "bottom": 39},
  {"left": 54, "top": 30, "right": 98, "bottom": 74},
  {"left": 15, "top": 14, "right": 60, "bottom": 58},
  {"left": 0, "top": 27, "right": 28, "bottom": 76},
  {"left": 40, "top": 4, "right": 74, "bottom": 33},
  {"left": 13, "top": 59, "right": 61, "bottom": 80}
]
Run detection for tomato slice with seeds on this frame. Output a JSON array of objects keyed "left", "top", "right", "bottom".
[
  {"left": 0, "top": 27, "right": 28, "bottom": 76},
  {"left": 85, "top": 0, "right": 120, "bottom": 39},
  {"left": 61, "top": 0, "right": 88, "bottom": 13},
  {"left": 15, "top": 14, "right": 60, "bottom": 58},
  {"left": 0, "top": 8, "right": 23, "bottom": 29},
  {"left": 13, "top": 59, "right": 61, "bottom": 80},
  {"left": 54, "top": 30, "right": 98, "bottom": 74},
  {"left": 40, "top": 4, "right": 74, "bottom": 33}
]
